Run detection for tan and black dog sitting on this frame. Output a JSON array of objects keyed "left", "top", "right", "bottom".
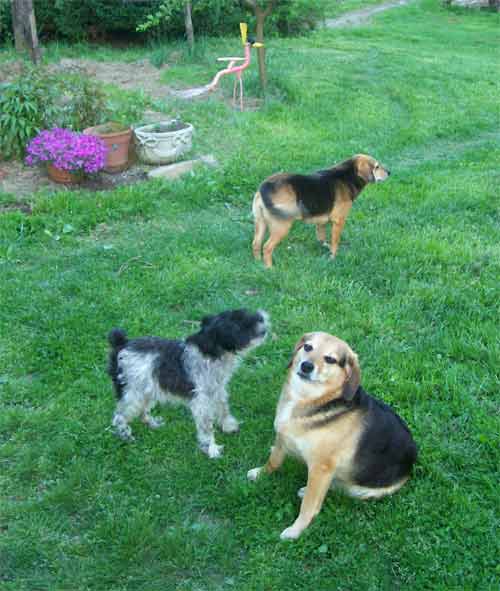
[
  {"left": 248, "top": 332, "right": 417, "bottom": 540},
  {"left": 252, "top": 155, "right": 390, "bottom": 268}
]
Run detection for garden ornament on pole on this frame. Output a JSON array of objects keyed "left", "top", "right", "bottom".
[
  {"left": 171, "top": 23, "right": 263, "bottom": 110},
  {"left": 207, "top": 22, "right": 263, "bottom": 110}
]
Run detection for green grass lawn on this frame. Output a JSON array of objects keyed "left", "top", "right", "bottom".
[{"left": 1, "top": 1, "right": 499, "bottom": 589}]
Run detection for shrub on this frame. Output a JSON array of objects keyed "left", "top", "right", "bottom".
[
  {"left": 0, "top": 67, "right": 107, "bottom": 159},
  {"left": 273, "top": 0, "right": 326, "bottom": 35},
  {"left": 0, "top": 0, "right": 12, "bottom": 44},
  {"left": 57, "top": 71, "right": 108, "bottom": 131},
  {"left": 139, "top": 0, "right": 325, "bottom": 38},
  {"left": 0, "top": 69, "right": 61, "bottom": 159},
  {"left": 0, "top": 0, "right": 325, "bottom": 42}
]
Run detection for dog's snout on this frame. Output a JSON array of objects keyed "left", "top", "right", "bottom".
[{"left": 300, "top": 361, "right": 314, "bottom": 374}]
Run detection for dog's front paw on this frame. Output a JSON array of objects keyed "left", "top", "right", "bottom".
[
  {"left": 114, "top": 430, "right": 135, "bottom": 442},
  {"left": 143, "top": 415, "right": 165, "bottom": 430},
  {"left": 207, "top": 443, "right": 224, "bottom": 459},
  {"left": 112, "top": 425, "right": 135, "bottom": 442},
  {"left": 247, "top": 467, "right": 263, "bottom": 481},
  {"left": 280, "top": 525, "right": 303, "bottom": 541},
  {"left": 221, "top": 415, "right": 240, "bottom": 434}
]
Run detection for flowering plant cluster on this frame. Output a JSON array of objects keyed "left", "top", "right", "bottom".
[{"left": 25, "top": 128, "right": 107, "bottom": 174}]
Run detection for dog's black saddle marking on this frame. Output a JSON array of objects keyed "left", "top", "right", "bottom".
[
  {"left": 260, "top": 160, "right": 367, "bottom": 220},
  {"left": 293, "top": 173, "right": 337, "bottom": 217},
  {"left": 353, "top": 387, "right": 418, "bottom": 488},
  {"left": 260, "top": 173, "right": 336, "bottom": 220},
  {"left": 129, "top": 337, "right": 196, "bottom": 398}
]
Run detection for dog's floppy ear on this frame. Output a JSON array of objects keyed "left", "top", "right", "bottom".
[
  {"left": 287, "top": 333, "right": 312, "bottom": 369},
  {"left": 356, "top": 156, "right": 375, "bottom": 183},
  {"left": 340, "top": 351, "right": 361, "bottom": 401}
]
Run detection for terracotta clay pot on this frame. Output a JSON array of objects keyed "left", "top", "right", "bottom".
[
  {"left": 47, "top": 163, "right": 82, "bottom": 184},
  {"left": 84, "top": 123, "right": 132, "bottom": 173}
]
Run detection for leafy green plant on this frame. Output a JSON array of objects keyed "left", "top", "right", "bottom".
[
  {"left": 104, "top": 87, "right": 150, "bottom": 128},
  {"left": 0, "top": 67, "right": 107, "bottom": 159},
  {"left": 0, "top": 70, "right": 60, "bottom": 159},
  {"left": 273, "top": 0, "right": 326, "bottom": 35},
  {"left": 56, "top": 71, "right": 107, "bottom": 131},
  {"left": 137, "top": 0, "right": 183, "bottom": 33}
]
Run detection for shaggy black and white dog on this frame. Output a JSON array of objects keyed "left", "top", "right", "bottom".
[{"left": 107, "top": 309, "right": 269, "bottom": 458}]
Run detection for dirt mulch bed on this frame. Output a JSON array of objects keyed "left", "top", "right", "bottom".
[
  {"left": 0, "top": 57, "right": 171, "bottom": 101},
  {"left": 0, "top": 201, "right": 32, "bottom": 215},
  {"left": 0, "top": 160, "right": 150, "bottom": 199}
]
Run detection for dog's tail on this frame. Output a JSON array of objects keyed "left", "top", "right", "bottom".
[
  {"left": 252, "top": 192, "right": 268, "bottom": 261},
  {"left": 260, "top": 181, "right": 296, "bottom": 220},
  {"left": 108, "top": 328, "right": 128, "bottom": 350},
  {"left": 107, "top": 329, "right": 128, "bottom": 399}
]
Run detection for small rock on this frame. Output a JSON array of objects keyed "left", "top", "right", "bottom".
[
  {"left": 169, "top": 86, "right": 211, "bottom": 100},
  {"left": 148, "top": 160, "right": 200, "bottom": 180},
  {"left": 148, "top": 155, "right": 218, "bottom": 180},
  {"left": 199, "top": 154, "right": 218, "bottom": 167}
]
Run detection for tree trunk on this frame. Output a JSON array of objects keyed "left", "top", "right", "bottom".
[
  {"left": 241, "top": 0, "right": 276, "bottom": 93},
  {"left": 10, "top": 0, "right": 41, "bottom": 64},
  {"left": 255, "top": 8, "right": 267, "bottom": 91},
  {"left": 11, "top": 0, "right": 24, "bottom": 52},
  {"left": 184, "top": 1, "right": 194, "bottom": 50}
]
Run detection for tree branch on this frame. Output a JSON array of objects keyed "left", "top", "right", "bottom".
[
  {"left": 262, "top": 0, "right": 277, "bottom": 19},
  {"left": 241, "top": 0, "right": 277, "bottom": 20}
]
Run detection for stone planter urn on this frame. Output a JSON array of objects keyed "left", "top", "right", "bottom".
[{"left": 134, "top": 120, "right": 193, "bottom": 165}]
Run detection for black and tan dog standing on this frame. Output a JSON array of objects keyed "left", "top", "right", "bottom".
[
  {"left": 248, "top": 332, "right": 417, "bottom": 540},
  {"left": 252, "top": 154, "right": 390, "bottom": 267}
]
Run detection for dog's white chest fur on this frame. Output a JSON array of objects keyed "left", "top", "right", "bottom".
[
  {"left": 184, "top": 345, "right": 239, "bottom": 397},
  {"left": 274, "top": 381, "right": 312, "bottom": 459}
]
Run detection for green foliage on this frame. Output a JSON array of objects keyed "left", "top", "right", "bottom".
[
  {"left": 105, "top": 86, "right": 150, "bottom": 128},
  {"left": 0, "top": 0, "right": 325, "bottom": 43},
  {"left": 56, "top": 70, "right": 108, "bottom": 131},
  {"left": 0, "top": 0, "right": 12, "bottom": 44},
  {"left": 272, "top": 0, "right": 326, "bottom": 35},
  {"left": 0, "top": 68, "right": 107, "bottom": 159},
  {"left": 137, "top": 0, "right": 184, "bottom": 33},
  {"left": 31, "top": 0, "right": 167, "bottom": 41},
  {"left": 138, "top": 0, "right": 325, "bottom": 37},
  {"left": 0, "top": 70, "right": 60, "bottom": 160}
]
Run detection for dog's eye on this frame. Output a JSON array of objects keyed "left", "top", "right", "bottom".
[
  {"left": 303, "top": 343, "right": 313, "bottom": 352},
  {"left": 324, "top": 356, "right": 337, "bottom": 364}
]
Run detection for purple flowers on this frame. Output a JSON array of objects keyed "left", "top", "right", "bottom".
[{"left": 25, "top": 128, "right": 108, "bottom": 174}]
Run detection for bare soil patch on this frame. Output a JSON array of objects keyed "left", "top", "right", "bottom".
[
  {"left": 325, "top": 0, "right": 412, "bottom": 28},
  {"left": 49, "top": 58, "right": 171, "bottom": 101},
  {"left": 0, "top": 159, "right": 150, "bottom": 198},
  {"left": 0, "top": 201, "right": 32, "bottom": 215}
]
